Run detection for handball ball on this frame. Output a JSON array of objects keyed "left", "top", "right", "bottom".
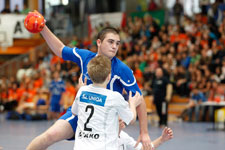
[{"left": 24, "top": 11, "right": 45, "bottom": 33}]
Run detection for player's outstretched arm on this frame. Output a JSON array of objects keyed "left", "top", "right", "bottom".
[
  {"left": 128, "top": 91, "right": 141, "bottom": 124},
  {"left": 40, "top": 25, "right": 65, "bottom": 58},
  {"left": 151, "top": 127, "right": 173, "bottom": 149},
  {"left": 24, "top": 10, "right": 65, "bottom": 58}
]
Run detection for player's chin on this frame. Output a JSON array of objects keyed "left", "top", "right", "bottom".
[{"left": 107, "top": 53, "right": 116, "bottom": 58}]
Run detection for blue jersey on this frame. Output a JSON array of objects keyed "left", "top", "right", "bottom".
[{"left": 62, "top": 46, "right": 142, "bottom": 97}]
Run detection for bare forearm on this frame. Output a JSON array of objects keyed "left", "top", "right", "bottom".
[
  {"left": 152, "top": 136, "right": 163, "bottom": 148},
  {"left": 136, "top": 96, "right": 148, "bottom": 134},
  {"left": 129, "top": 101, "right": 137, "bottom": 124},
  {"left": 40, "top": 26, "right": 65, "bottom": 57}
]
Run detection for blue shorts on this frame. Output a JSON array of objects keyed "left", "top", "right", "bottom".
[
  {"left": 50, "top": 103, "right": 61, "bottom": 112},
  {"left": 59, "top": 107, "right": 78, "bottom": 134}
]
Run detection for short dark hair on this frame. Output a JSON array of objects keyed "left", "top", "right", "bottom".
[
  {"left": 87, "top": 55, "right": 111, "bottom": 84},
  {"left": 97, "top": 27, "right": 119, "bottom": 41}
]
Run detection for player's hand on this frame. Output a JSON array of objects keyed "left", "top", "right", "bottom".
[
  {"left": 33, "top": 10, "right": 46, "bottom": 23},
  {"left": 33, "top": 10, "right": 42, "bottom": 16},
  {"left": 161, "top": 127, "right": 173, "bottom": 142},
  {"left": 119, "top": 118, "right": 126, "bottom": 130},
  {"left": 129, "top": 91, "right": 141, "bottom": 107},
  {"left": 77, "top": 73, "right": 87, "bottom": 89},
  {"left": 135, "top": 133, "right": 152, "bottom": 150}
]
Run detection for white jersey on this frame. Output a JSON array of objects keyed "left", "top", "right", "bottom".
[
  {"left": 72, "top": 84, "right": 134, "bottom": 150},
  {"left": 118, "top": 131, "right": 142, "bottom": 150}
]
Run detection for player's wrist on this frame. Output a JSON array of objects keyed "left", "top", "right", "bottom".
[
  {"left": 140, "top": 130, "right": 149, "bottom": 135},
  {"left": 159, "top": 136, "right": 165, "bottom": 144}
]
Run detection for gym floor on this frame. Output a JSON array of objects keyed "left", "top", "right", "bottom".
[{"left": 0, "top": 113, "right": 224, "bottom": 150}]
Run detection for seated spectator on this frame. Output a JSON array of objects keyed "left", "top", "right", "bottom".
[
  {"left": 179, "top": 85, "right": 207, "bottom": 121},
  {"left": 21, "top": 3, "right": 30, "bottom": 14},
  {"left": 1, "top": 4, "right": 11, "bottom": 14},
  {"left": 0, "top": 83, "right": 9, "bottom": 111},
  {"left": 208, "top": 80, "right": 225, "bottom": 102},
  {"left": 13, "top": 4, "right": 20, "bottom": 14},
  {"left": 61, "top": 80, "right": 77, "bottom": 111},
  {"left": 33, "top": 71, "right": 43, "bottom": 91},
  {"left": 28, "top": 88, "right": 49, "bottom": 120},
  {"left": 5, "top": 82, "right": 19, "bottom": 111},
  {"left": 16, "top": 82, "right": 37, "bottom": 115},
  {"left": 174, "top": 66, "right": 190, "bottom": 97},
  {"left": 212, "top": 66, "right": 224, "bottom": 83}
]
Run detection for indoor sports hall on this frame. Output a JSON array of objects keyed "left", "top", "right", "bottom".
[{"left": 0, "top": 0, "right": 225, "bottom": 150}]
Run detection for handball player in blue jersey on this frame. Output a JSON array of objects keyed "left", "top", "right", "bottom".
[{"left": 27, "top": 15, "right": 152, "bottom": 150}]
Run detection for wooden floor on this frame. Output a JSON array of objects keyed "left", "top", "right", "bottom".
[{"left": 0, "top": 113, "right": 225, "bottom": 150}]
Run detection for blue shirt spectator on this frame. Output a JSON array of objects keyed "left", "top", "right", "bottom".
[{"left": 191, "top": 90, "right": 207, "bottom": 103}]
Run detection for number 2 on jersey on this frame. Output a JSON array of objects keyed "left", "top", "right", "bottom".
[{"left": 84, "top": 105, "right": 94, "bottom": 131}]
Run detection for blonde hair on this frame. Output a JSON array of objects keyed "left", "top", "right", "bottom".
[{"left": 87, "top": 55, "right": 111, "bottom": 84}]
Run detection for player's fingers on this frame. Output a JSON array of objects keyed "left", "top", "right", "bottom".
[
  {"left": 142, "top": 143, "right": 151, "bottom": 150},
  {"left": 167, "top": 128, "right": 172, "bottom": 133},
  {"left": 121, "top": 123, "right": 126, "bottom": 129},
  {"left": 136, "top": 91, "right": 140, "bottom": 97},
  {"left": 134, "top": 138, "right": 141, "bottom": 148},
  {"left": 168, "top": 130, "right": 172, "bottom": 133},
  {"left": 34, "top": 10, "right": 42, "bottom": 16},
  {"left": 129, "top": 91, "right": 132, "bottom": 98},
  {"left": 162, "top": 127, "right": 167, "bottom": 135},
  {"left": 163, "top": 126, "right": 167, "bottom": 132},
  {"left": 79, "top": 73, "right": 83, "bottom": 83},
  {"left": 84, "top": 77, "right": 87, "bottom": 85}
]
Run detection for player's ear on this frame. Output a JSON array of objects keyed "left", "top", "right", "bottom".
[
  {"left": 96, "top": 39, "right": 101, "bottom": 47},
  {"left": 106, "top": 73, "right": 111, "bottom": 83}
]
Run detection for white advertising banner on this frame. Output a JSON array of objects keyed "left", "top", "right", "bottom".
[
  {"left": 89, "top": 12, "right": 123, "bottom": 29},
  {"left": 0, "top": 14, "right": 31, "bottom": 47}
]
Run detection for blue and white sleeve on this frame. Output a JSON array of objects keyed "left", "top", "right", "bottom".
[
  {"left": 62, "top": 46, "right": 91, "bottom": 69},
  {"left": 119, "top": 66, "right": 142, "bottom": 96}
]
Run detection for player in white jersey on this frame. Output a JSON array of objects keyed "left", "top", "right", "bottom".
[{"left": 72, "top": 55, "right": 141, "bottom": 150}]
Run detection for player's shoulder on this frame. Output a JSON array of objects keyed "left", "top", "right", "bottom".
[
  {"left": 108, "top": 90, "right": 124, "bottom": 100},
  {"left": 75, "top": 47, "right": 96, "bottom": 57},
  {"left": 63, "top": 46, "right": 96, "bottom": 58},
  {"left": 78, "top": 85, "right": 88, "bottom": 91},
  {"left": 112, "top": 57, "right": 132, "bottom": 73},
  {"left": 75, "top": 47, "right": 92, "bottom": 53}
]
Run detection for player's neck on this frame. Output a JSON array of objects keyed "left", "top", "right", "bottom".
[
  {"left": 96, "top": 53, "right": 113, "bottom": 60},
  {"left": 92, "top": 83, "right": 107, "bottom": 88}
]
